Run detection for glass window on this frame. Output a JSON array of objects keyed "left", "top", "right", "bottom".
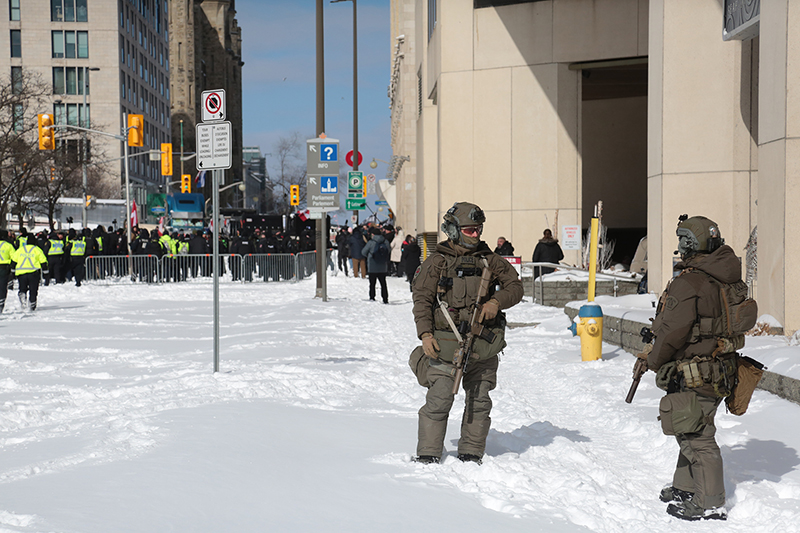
[
  {"left": 51, "top": 0, "right": 62, "bottom": 21},
  {"left": 65, "top": 67, "right": 77, "bottom": 95},
  {"left": 77, "top": 67, "right": 84, "bottom": 95},
  {"left": 11, "top": 66, "right": 22, "bottom": 93},
  {"left": 10, "top": 0, "right": 20, "bottom": 21},
  {"left": 64, "top": 0, "right": 74, "bottom": 22},
  {"left": 79, "top": 103, "right": 89, "bottom": 127},
  {"left": 77, "top": 31, "right": 88, "bottom": 58},
  {"left": 65, "top": 31, "right": 76, "bottom": 58},
  {"left": 76, "top": 0, "right": 87, "bottom": 22},
  {"left": 54, "top": 103, "right": 65, "bottom": 125},
  {"left": 53, "top": 67, "right": 65, "bottom": 94},
  {"left": 67, "top": 103, "right": 78, "bottom": 126},
  {"left": 13, "top": 103, "right": 23, "bottom": 132},
  {"left": 10, "top": 29, "right": 21, "bottom": 57},
  {"left": 52, "top": 31, "right": 63, "bottom": 58}
]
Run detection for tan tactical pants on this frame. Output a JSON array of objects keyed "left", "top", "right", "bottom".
[
  {"left": 672, "top": 394, "right": 725, "bottom": 508},
  {"left": 417, "top": 355, "right": 498, "bottom": 459}
]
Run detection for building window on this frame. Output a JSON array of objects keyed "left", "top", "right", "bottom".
[
  {"left": 54, "top": 102, "right": 89, "bottom": 127},
  {"left": 11, "top": 66, "right": 22, "bottom": 93},
  {"left": 10, "top": 29, "right": 21, "bottom": 57},
  {"left": 12, "top": 103, "right": 23, "bottom": 132},
  {"left": 53, "top": 66, "right": 87, "bottom": 95},
  {"left": 9, "top": 0, "right": 20, "bottom": 21},
  {"left": 51, "top": 0, "right": 88, "bottom": 22},
  {"left": 428, "top": 0, "right": 436, "bottom": 41},
  {"left": 53, "top": 31, "right": 88, "bottom": 59}
]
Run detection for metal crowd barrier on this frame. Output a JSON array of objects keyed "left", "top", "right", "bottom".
[
  {"left": 522, "top": 262, "right": 639, "bottom": 304},
  {"left": 85, "top": 252, "right": 328, "bottom": 285}
]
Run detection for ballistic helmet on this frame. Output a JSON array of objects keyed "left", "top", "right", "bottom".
[
  {"left": 676, "top": 215, "right": 724, "bottom": 258},
  {"left": 441, "top": 202, "right": 485, "bottom": 249}
]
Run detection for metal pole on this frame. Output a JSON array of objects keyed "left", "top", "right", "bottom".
[
  {"left": 315, "top": 0, "right": 326, "bottom": 300},
  {"left": 213, "top": 168, "right": 220, "bottom": 372},
  {"left": 82, "top": 67, "right": 88, "bottom": 229},
  {"left": 352, "top": 0, "right": 359, "bottom": 226},
  {"left": 123, "top": 114, "right": 132, "bottom": 277},
  {"left": 180, "top": 119, "right": 184, "bottom": 181}
]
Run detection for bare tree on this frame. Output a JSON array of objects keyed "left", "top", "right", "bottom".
[{"left": 267, "top": 132, "right": 308, "bottom": 215}]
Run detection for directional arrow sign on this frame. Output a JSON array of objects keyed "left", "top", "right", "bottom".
[
  {"left": 307, "top": 137, "right": 339, "bottom": 176},
  {"left": 346, "top": 199, "right": 366, "bottom": 210}
]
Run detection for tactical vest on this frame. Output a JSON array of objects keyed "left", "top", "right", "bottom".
[
  {"left": 431, "top": 253, "right": 506, "bottom": 362},
  {"left": 49, "top": 240, "right": 64, "bottom": 255},
  {"left": 70, "top": 238, "right": 86, "bottom": 256}
]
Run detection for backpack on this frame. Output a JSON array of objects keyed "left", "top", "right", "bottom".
[{"left": 372, "top": 241, "right": 389, "bottom": 263}]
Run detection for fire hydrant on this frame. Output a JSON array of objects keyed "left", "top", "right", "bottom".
[{"left": 568, "top": 303, "right": 603, "bottom": 361}]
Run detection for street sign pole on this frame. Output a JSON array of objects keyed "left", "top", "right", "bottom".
[{"left": 212, "top": 168, "right": 220, "bottom": 373}]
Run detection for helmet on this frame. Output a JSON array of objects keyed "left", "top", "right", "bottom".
[
  {"left": 441, "top": 202, "right": 485, "bottom": 249},
  {"left": 676, "top": 215, "right": 724, "bottom": 257}
]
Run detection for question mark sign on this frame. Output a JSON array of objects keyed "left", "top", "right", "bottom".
[{"left": 323, "top": 146, "right": 334, "bottom": 160}]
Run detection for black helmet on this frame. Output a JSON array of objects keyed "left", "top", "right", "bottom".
[
  {"left": 441, "top": 202, "right": 485, "bottom": 249},
  {"left": 139, "top": 228, "right": 150, "bottom": 238},
  {"left": 676, "top": 215, "right": 724, "bottom": 258}
]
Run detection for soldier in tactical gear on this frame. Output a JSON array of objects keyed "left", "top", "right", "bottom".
[
  {"left": 410, "top": 202, "right": 523, "bottom": 465},
  {"left": 643, "top": 215, "right": 755, "bottom": 522}
]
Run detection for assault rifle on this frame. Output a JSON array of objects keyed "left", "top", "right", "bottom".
[
  {"left": 625, "top": 327, "right": 653, "bottom": 404},
  {"left": 451, "top": 261, "right": 494, "bottom": 395}
]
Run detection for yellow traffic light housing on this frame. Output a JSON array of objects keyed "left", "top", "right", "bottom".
[
  {"left": 38, "top": 114, "right": 55, "bottom": 150},
  {"left": 290, "top": 184, "right": 300, "bottom": 206},
  {"left": 127, "top": 114, "right": 144, "bottom": 147},
  {"left": 181, "top": 174, "right": 191, "bottom": 193},
  {"left": 161, "top": 143, "right": 173, "bottom": 176}
]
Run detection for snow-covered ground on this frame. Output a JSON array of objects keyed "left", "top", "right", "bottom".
[{"left": 1, "top": 274, "right": 799, "bottom": 532}]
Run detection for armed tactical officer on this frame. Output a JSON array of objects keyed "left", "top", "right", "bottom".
[
  {"left": 410, "top": 202, "right": 523, "bottom": 464},
  {"left": 644, "top": 215, "right": 756, "bottom": 521}
]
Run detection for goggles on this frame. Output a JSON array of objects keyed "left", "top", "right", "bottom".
[{"left": 460, "top": 225, "right": 483, "bottom": 237}]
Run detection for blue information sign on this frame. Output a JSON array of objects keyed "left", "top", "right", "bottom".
[{"left": 320, "top": 144, "right": 338, "bottom": 162}]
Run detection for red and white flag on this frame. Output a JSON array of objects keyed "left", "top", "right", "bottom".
[
  {"left": 297, "top": 208, "right": 310, "bottom": 221},
  {"left": 130, "top": 200, "right": 139, "bottom": 228}
]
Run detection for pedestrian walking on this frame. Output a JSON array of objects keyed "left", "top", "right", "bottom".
[
  {"left": 10, "top": 238, "right": 48, "bottom": 312},
  {"left": 362, "top": 227, "right": 390, "bottom": 303},
  {"left": 531, "top": 228, "right": 564, "bottom": 279}
]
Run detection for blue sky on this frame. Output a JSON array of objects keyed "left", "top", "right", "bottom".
[{"left": 237, "top": 0, "right": 392, "bottom": 185}]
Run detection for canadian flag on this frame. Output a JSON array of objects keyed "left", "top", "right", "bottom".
[
  {"left": 130, "top": 200, "right": 139, "bottom": 228},
  {"left": 297, "top": 208, "right": 310, "bottom": 221}
]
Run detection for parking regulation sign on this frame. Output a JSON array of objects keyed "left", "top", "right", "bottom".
[{"left": 201, "top": 89, "right": 226, "bottom": 122}]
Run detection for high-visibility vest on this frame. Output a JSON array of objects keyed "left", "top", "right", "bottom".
[
  {"left": 11, "top": 243, "right": 46, "bottom": 275},
  {"left": 0, "top": 241, "right": 13, "bottom": 264},
  {"left": 49, "top": 239, "right": 65, "bottom": 255},
  {"left": 178, "top": 242, "right": 189, "bottom": 254},
  {"left": 70, "top": 238, "right": 86, "bottom": 256},
  {"left": 96, "top": 236, "right": 104, "bottom": 253}
]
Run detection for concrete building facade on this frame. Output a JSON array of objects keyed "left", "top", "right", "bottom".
[
  {"left": 391, "top": 1, "right": 800, "bottom": 333},
  {"left": 0, "top": 0, "right": 172, "bottom": 210}
]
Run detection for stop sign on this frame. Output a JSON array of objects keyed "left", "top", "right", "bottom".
[{"left": 345, "top": 150, "right": 363, "bottom": 167}]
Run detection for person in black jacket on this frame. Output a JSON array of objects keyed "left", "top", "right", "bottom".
[
  {"left": 494, "top": 237, "right": 515, "bottom": 256},
  {"left": 531, "top": 229, "right": 564, "bottom": 279},
  {"left": 230, "top": 230, "right": 255, "bottom": 281},
  {"left": 400, "top": 235, "right": 421, "bottom": 291},
  {"left": 335, "top": 228, "right": 350, "bottom": 276},
  {"left": 130, "top": 229, "right": 161, "bottom": 282}
]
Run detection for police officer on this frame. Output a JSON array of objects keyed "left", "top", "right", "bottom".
[
  {"left": 410, "top": 202, "right": 523, "bottom": 464},
  {"left": 47, "top": 231, "right": 66, "bottom": 284},
  {"left": 644, "top": 215, "right": 753, "bottom": 521},
  {"left": 67, "top": 228, "right": 87, "bottom": 286},
  {"left": 10, "top": 237, "right": 47, "bottom": 311},
  {"left": 0, "top": 229, "right": 15, "bottom": 314}
]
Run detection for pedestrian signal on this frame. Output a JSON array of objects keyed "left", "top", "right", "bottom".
[
  {"left": 161, "top": 143, "right": 173, "bottom": 176},
  {"left": 181, "top": 174, "right": 191, "bottom": 193},
  {"left": 290, "top": 184, "right": 300, "bottom": 206},
  {"left": 127, "top": 114, "right": 144, "bottom": 147},
  {"left": 38, "top": 114, "right": 55, "bottom": 150}
]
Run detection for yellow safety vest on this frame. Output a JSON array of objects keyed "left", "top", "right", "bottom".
[
  {"left": 49, "top": 239, "right": 65, "bottom": 255},
  {"left": 0, "top": 241, "right": 13, "bottom": 264},
  {"left": 70, "top": 238, "right": 86, "bottom": 256},
  {"left": 11, "top": 243, "right": 46, "bottom": 275}
]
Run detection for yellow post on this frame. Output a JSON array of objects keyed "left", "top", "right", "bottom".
[{"left": 588, "top": 215, "right": 599, "bottom": 302}]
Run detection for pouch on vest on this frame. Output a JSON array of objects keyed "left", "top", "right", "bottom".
[
  {"left": 408, "top": 345, "right": 429, "bottom": 387},
  {"left": 725, "top": 355, "right": 765, "bottom": 416},
  {"left": 432, "top": 329, "right": 461, "bottom": 363},
  {"left": 470, "top": 313, "right": 507, "bottom": 361},
  {"left": 658, "top": 391, "right": 706, "bottom": 436}
]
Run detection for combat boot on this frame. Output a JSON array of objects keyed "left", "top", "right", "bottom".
[
  {"left": 413, "top": 455, "right": 440, "bottom": 464},
  {"left": 457, "top": 453, "right": 482, "bottom": 465},
  {"left": 659, "top": 486, "right": 694, "bottom": 503},
  {"left": 18, "top": 293, "right": 27, "bottom": 311},
  {"left": 667, "top": 500, "right": 727, "bottom": 521}
]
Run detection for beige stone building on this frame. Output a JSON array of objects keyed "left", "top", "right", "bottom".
[
  {"left": 390, "top": 1, "right": 800, "bottom": 333},
  {"left": 168, "top": 0, "right": 243, "bottom": 202},
  {"left": 0, "top": 0, "right": 172, "bottom": 209}
]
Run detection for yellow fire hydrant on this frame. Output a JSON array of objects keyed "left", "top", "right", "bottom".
[{"left": 568, "top": 302, "right": 603, "bottom": 361}]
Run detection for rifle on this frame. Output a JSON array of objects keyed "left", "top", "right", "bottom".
[
  {"left": 451, "top": 260, "right": 494, "bottom": 395},
  {"left": 625, "top": 327, "right": 653, "bottom": 404}
]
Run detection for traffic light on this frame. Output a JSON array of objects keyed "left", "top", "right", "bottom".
[
  {"left": 181, "top": 174, "right": 191, "bottom": 193},
  {"left": 50, "top": 167, "right": 55, "bottom": 180},
  {"left": 290, "top": 184, "right": 300, "bottom": 206},
  {"left": 38, "top": 113, "right": 55, "bottom": 150},
  {"left": 85, "top": 195, "right": 96, "bottom": 209},
  {"left": 127, "top": 114, "right": 144, "bottom": 147},
  {"left": 161, "top": 143, "right": 173, "bottom": 176}
]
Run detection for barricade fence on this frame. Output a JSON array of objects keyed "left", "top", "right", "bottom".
[{"left": 84, "top": 251, "right": 333, "bottom": 285}]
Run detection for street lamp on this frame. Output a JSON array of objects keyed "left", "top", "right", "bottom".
[
  {"left": 205, "top": 181, "right": 245, "bottom": 214},
  {"left": 81, "top": 67, "right": 100, "bottom": 229},
  {"left": 370, "top": 157, "right": 388, "bottom": 169}
]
